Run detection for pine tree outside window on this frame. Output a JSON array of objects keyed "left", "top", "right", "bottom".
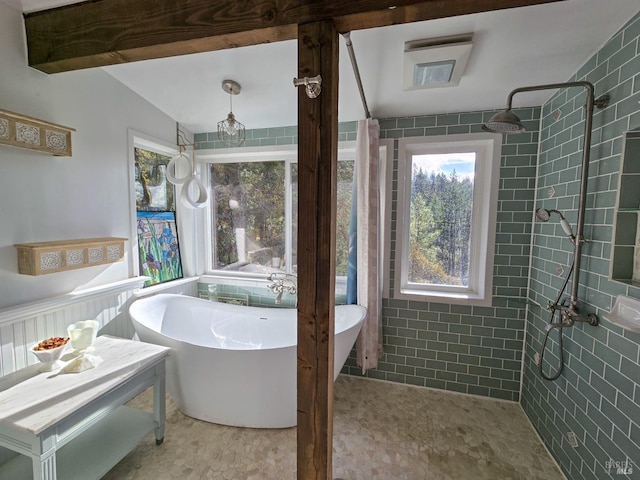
[
  {"left": 393, "top": 133, "right": 501, "bottom": 305},
  {"left": 200, "top": 143, "right": 390, "bottom": 285}
]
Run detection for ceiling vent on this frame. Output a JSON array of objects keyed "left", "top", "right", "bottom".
[{"left": 402, "top": 33, "right": 473, "bottom": 91}]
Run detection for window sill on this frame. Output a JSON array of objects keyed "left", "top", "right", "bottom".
[
  {"left": 133, "top": 276, "right": 200, "bottom": 297},
  {"left": 394, "top": 288, "right": 492, "bottom": 306},
  {"left": 201, "top": 272, "right": 270, "bottom": 288},
  {"left": 201, "top": 272, "right": 348, "bottom": 295}
]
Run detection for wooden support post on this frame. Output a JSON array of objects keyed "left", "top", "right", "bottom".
[{"left": 296, "top": 19, "right": 339, "bottom": 480}]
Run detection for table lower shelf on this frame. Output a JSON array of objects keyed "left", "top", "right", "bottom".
[{"left": 0, "top": 406, "right": 156, "bottom": 480}]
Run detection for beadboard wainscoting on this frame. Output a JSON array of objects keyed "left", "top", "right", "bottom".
[
  {"left": 0, "top": 277, "right": 198, "bottom": 379},
  {"left": 0, "top": 276, "right": 198, "bottom": 466}
]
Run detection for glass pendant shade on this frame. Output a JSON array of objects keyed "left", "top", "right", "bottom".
[
  {"left": 217, "top": 80, "right": 245, "bottom": 147},
  {"left": 217, "top": 112, "right": 245, "bottom": 146}
]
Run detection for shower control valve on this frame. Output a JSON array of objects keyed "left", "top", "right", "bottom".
[
  {"left": 547, "top": 302, "right": 597, "bottom": 327},
  {"left": 546, "top": 301, "right": 563, "bottom": 313},
  {"left": 564, "top": 309, "right": 598, "bottom": 327}
]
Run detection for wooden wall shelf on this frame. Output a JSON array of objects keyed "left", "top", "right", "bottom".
[
  {"left": 0, "top": 108, "right": 75, "bottom": 156},
  {"left": 15, "top": 237, "right": 127, "bottom": 275}
]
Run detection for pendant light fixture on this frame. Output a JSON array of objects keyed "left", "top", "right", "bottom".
[{"left": 217, "top": 79, "right": 245, "bottom": 147}]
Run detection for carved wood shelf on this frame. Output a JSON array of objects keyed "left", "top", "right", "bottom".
[
  {"left": 15, "top": 237, "right": 127, "bottom": 275},
  {"left": 0, "top": 109, "right": 75, "bottom": 156}
]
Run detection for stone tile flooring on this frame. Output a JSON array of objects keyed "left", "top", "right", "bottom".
[{"left": 103, "top": 375, "right": 564, "bottom": 480}]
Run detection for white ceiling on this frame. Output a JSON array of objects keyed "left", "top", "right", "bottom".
[{"left": 7, "top": 0, "right": 640, "bottom": 133}]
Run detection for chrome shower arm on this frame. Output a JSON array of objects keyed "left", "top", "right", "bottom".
[{"left": 504, "top": 81, "right": 595, "bottom": 110}]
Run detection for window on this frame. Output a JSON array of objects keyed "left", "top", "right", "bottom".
[
  {"left": 134, "top": 147, "right": 176, "bottom": 212},
  {"left": 128, "top": 131, "right": 183, "bottom": 284},
  {"left": 290, "top": 160, "right": 356, "bottom": 277},
  {"left": 202, "top": 142, "right": 389, "bottom": 282},
  {"left": 210, "top": 160, "right": 286, "bottom": 270},
  {"left": 393, "top": 133, "right": 501, "bottom": 305}
]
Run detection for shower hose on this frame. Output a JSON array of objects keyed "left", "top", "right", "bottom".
[{"left": 539, "top": 259, "right": 575, "bottom": 381}]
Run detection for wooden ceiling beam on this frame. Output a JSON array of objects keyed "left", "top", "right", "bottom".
[{"left": 24, "top": 0, "right": 563, "bottom": 73}]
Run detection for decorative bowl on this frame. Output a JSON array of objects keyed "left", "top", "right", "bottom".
[{"left": 30, "top": 337, "right": 69, "bottom": 371}]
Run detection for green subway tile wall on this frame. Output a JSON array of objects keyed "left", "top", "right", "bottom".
[
  {"left": 196, "top": 106, "right": 541, "bottom": 402},
  {"left": 522, "top": 11, "right": 640, "bottom": 480},
  {"left": 347, "top": 110, "right": 541, "bottom": 401}
]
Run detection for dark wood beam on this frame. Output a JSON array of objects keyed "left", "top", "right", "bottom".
[
  {"left": 24, "top": 0, "right": 564, "bottom": 73},
  {"left": 296, "top": 19, "right": 338, "bottom": 480}
]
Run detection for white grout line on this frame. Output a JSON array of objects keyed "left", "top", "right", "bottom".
[{"left": 518, "top": 402, "right": 570, "bottom": 480}]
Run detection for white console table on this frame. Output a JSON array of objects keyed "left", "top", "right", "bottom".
[{"left": 0, "top": 336, "right": 170, "bottom": 480}]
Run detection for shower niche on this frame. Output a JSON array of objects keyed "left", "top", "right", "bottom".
[{"left": 611, "top": 129, "right": 640, "bottom": 285}]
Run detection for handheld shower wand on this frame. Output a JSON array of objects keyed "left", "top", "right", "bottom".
[
  {"left": 534, "top": 205, "right": 596, "bottom": 379},
  {"left": 535, "top": 208, "right": 575, "bottom": 243}
]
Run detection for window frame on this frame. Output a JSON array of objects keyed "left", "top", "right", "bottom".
[
  {"left": 200, "top": 145, "right": 297, "bottom": 279},
  {"left": 127, "top": 129, "right": 181, "bottom": 278},
  {"left": 198, "top": 140, "right": 392, "bottom": 289},
  {"left": 392, "top": 133, "right": 501, "bottom": 306}
]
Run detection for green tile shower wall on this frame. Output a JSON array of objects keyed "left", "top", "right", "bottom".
[
  {"left": 341, "top": 110, "right": 541, "bottom": 402},
  {"left": 196, "top": 106, "right": 541, "bottom": 402},
  {"left": 522, "top": 12, "right": 640, "bottom": 480}
]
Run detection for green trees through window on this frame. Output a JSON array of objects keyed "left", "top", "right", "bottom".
[
  {"left": 395, "top": 134, "right": 499, "bottom": 303},
  {"left": 134, "top": 147, "right": 175, "bottom": 212},
  {"left": 409, "top": 153, "right": 474, "bottom": 287},
  {"left": 209, "top": 159, "right": 354, "bottom": 276},
  {"left": 211, "top": 161, "right": 285, "bottom": 269}
]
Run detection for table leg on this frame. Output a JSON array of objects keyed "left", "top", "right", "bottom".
[
  {"left": 32, "top": 452, "right": 56, "bottom": 480},
  {"left": 153, "top": 360, "right": 166, "bottom": 445}
]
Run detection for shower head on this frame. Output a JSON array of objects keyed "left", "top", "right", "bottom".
[
  {"left": 536, "top": 207, "right": 567, "bottom": 222},
  {"left": 535, "top": 207, "right": 551, "bottom": 222},
  {"left": 535, "top": 208, "right": 575, "bottom": 240},
  {"left": 536, "top": 208, "right": 564, "bottom": 222},
  {"left": 482, "top": 109, "right": 526, "bottom": 134}
]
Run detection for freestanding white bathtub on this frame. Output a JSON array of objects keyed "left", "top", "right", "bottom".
[{"left": 129, "top": 293, "right": 365, "bottom": 428}]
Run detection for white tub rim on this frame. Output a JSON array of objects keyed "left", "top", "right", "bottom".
[{"left": 129, "top": 293, "right": 366, "bottom": 352}]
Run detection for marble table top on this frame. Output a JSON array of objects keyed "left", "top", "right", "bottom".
[{"left": 0, "top": 336, "right": 169, "bottom": 435}]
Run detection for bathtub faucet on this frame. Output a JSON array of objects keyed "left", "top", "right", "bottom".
[{"left": 267, "top": 273, "right": 297, "bottom": 305}]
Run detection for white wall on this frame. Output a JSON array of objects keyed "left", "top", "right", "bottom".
[{"left": 0, "top": 2, "right": 178, "bottom": 309}]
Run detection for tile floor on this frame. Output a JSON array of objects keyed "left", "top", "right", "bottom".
[{"left": 103, "top": 375, "right": 565, "bottom": 480}]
